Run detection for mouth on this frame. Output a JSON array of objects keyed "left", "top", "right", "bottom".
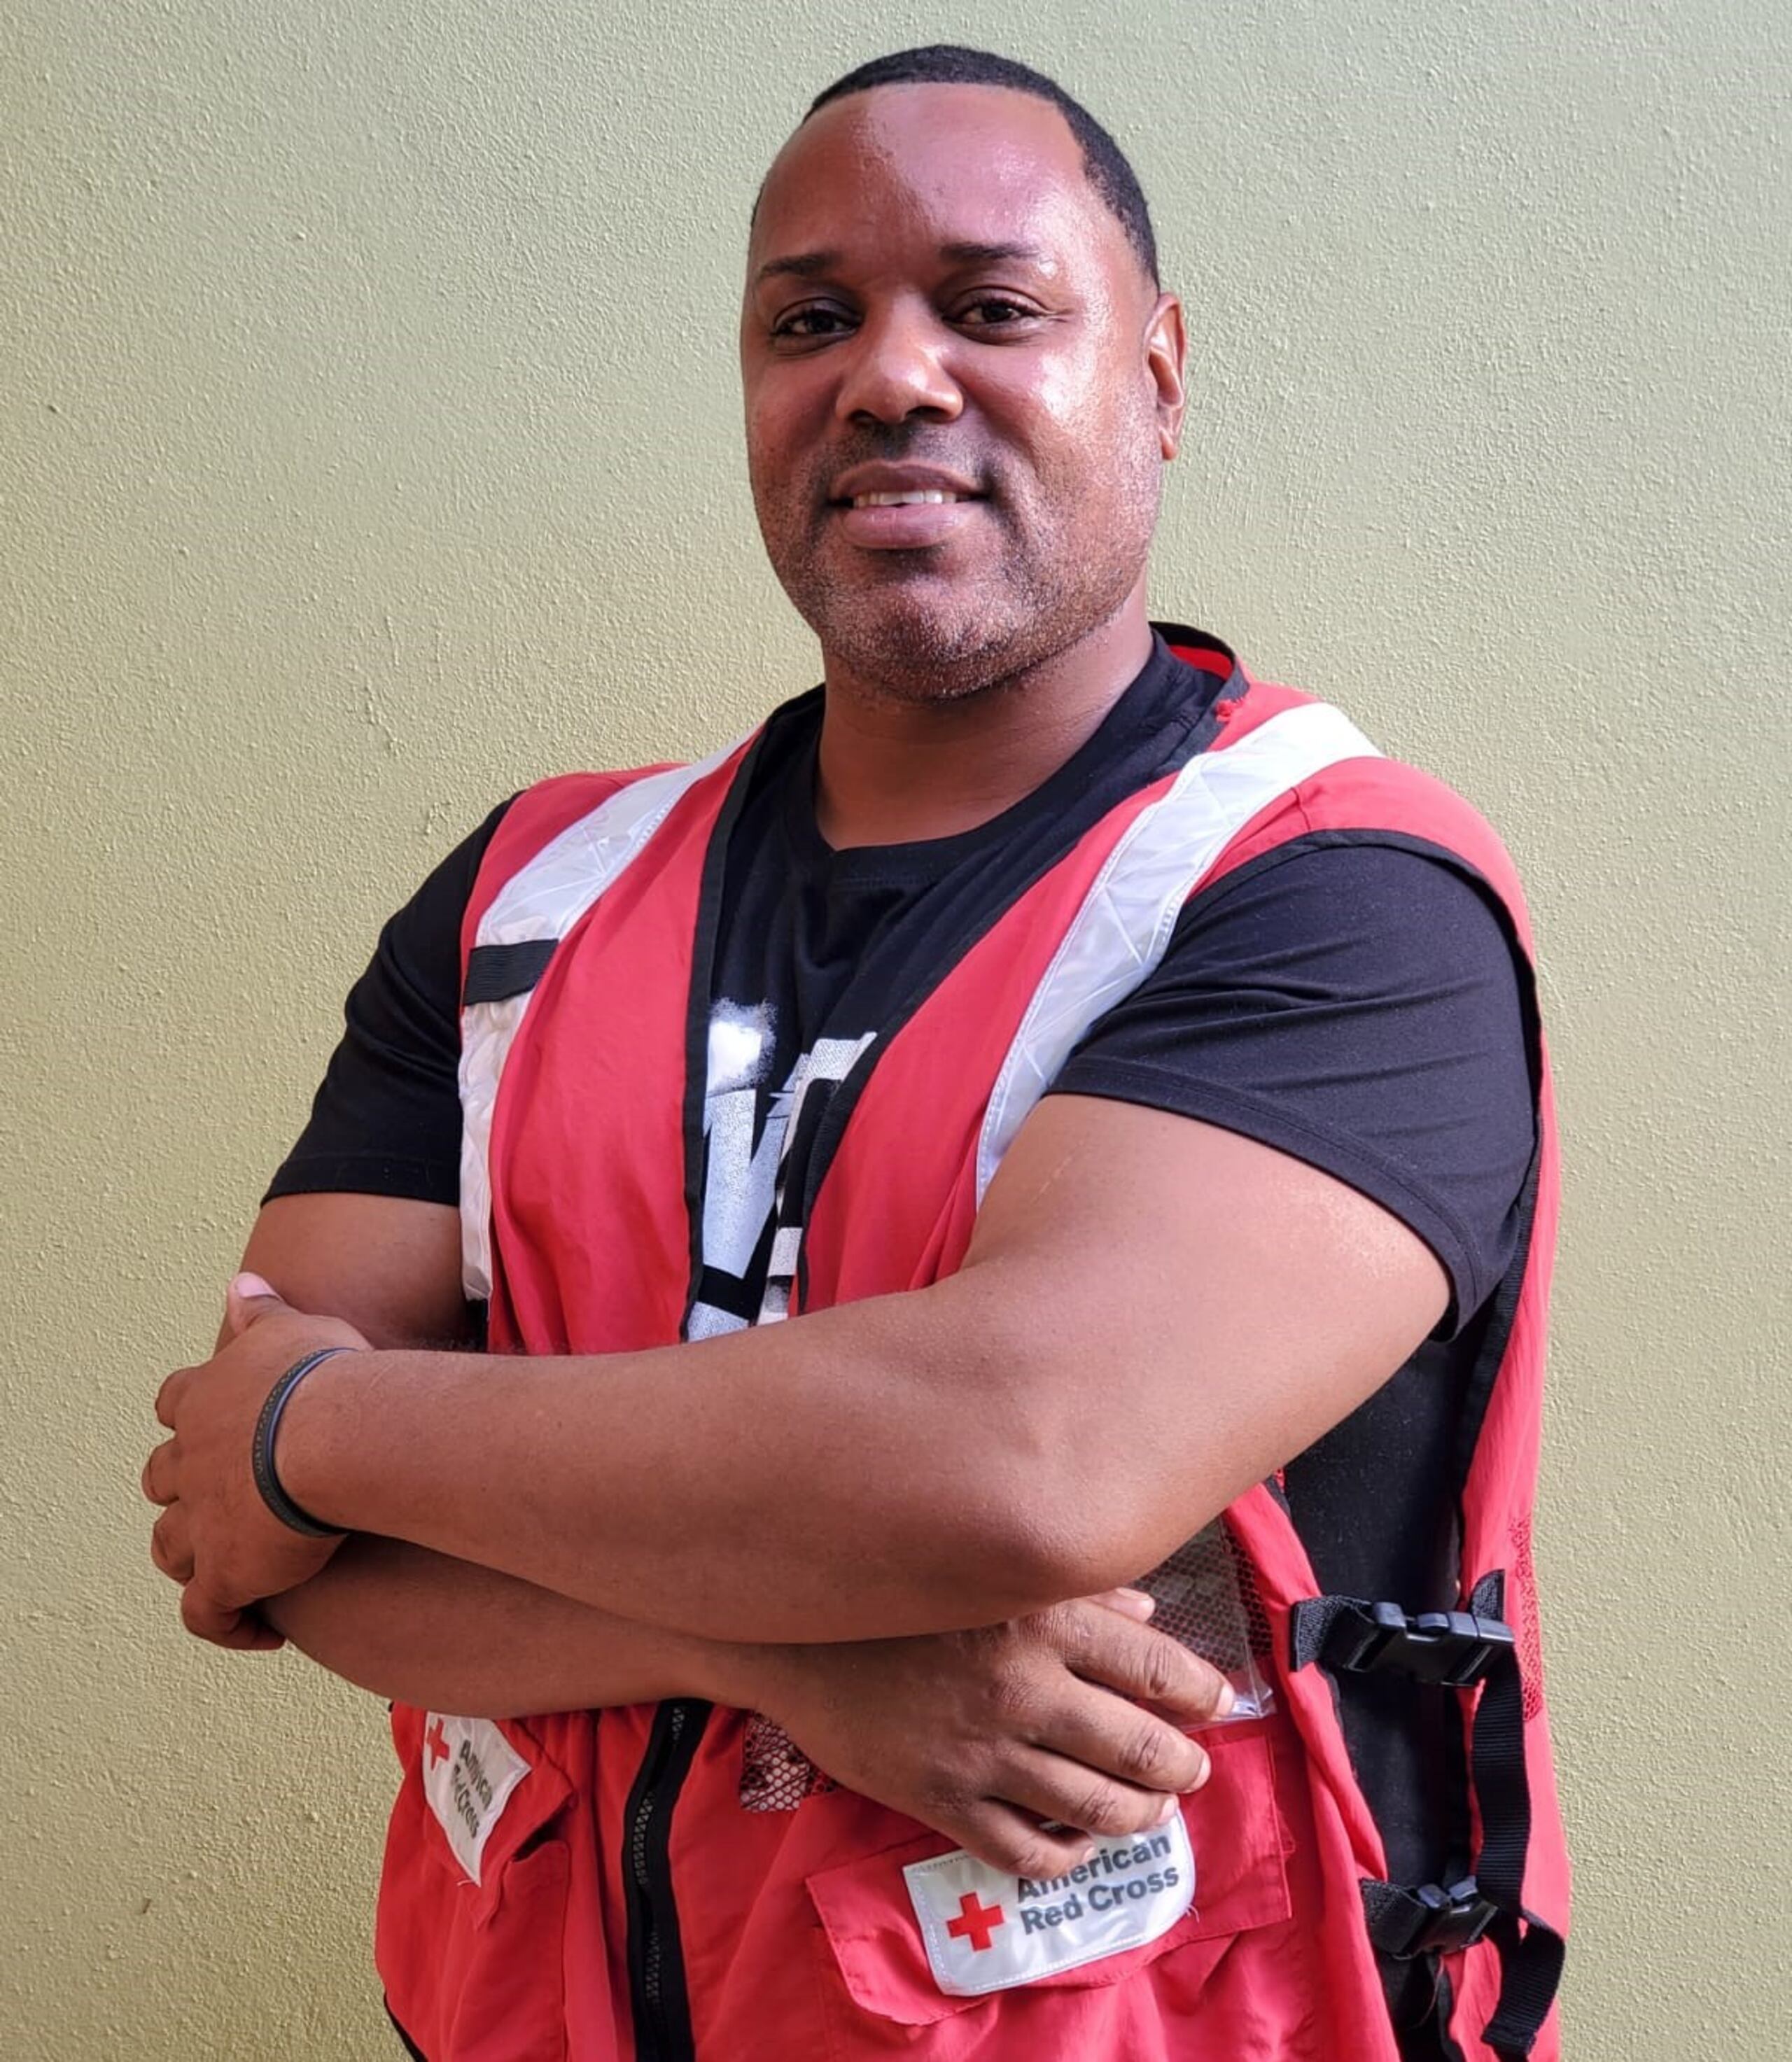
[
  {"left": 827, "top": 461, "right": 987, "bottom": 510},
  {"left": 822, "top": 465, "right": 990, "bottom": 551},
  {"left": 827, "top": 494, "right": 986, "bottom": 552},
  {"left": 846, "top": 489, "right": 972, "bottom": 509}
]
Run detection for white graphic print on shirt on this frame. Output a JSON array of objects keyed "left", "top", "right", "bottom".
[{"left": 687, "top": 1002, "right": 874, "bottom": 1340}]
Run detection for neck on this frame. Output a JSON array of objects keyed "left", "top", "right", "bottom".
[{"left": 813, "top": 596, "right": 1156, "bottom": 849}]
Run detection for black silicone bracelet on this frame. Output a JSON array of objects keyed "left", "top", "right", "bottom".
[{"left": 251, "top": 1347, "right": 352, "bottom": 1537}]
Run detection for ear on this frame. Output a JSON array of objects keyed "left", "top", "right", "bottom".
[{"left": 1142, "top": 293, "right": 1187, "bottom": 461}]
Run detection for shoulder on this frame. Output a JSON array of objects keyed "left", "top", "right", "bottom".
[
  {"left": 1202, "top": 678, "right": 1536, "bottom": 956},
  {"left": 1065, "top": 837, "right": 1539, "bottom": 1329},
  {"left": 473, "top": 766, "right": 670, "bottom": 878},
  {"left": 461, "top": 762, "right": 685, "bottom": 955}
]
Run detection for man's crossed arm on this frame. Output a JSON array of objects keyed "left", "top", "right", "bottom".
[{"left": 142, "top": 1093, "right": 1446, "bottom": 1872}]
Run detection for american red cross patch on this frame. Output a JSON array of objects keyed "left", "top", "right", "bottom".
[{"left": 902, "top": 1816, "right": 1196, "bottom": 1996}]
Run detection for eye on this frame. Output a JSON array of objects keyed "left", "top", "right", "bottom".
[
  {"left": 954, "top": 295, "right": 1042, "bottom": 330},
  {"left": 769, "top": 302, "right": 857, "bottom": 344}
]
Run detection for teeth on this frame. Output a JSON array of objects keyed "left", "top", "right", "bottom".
[{"left": 851, "top": 490, "right": 962, "bottom": 507}]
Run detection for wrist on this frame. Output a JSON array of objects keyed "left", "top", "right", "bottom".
[
  {"left": 251, "top": 1349, "right": 353, "bottom": 1536},
  {"left": 276, "top": 1346, "right": 390, "bottom": 1533},
  {"left": 683, "top": 1634, "right": 787, "bottom": 1713}
]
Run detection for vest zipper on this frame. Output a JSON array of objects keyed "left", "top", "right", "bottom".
[{"left": 623, "top": 1697, "right": 707, "bottom": 2062}]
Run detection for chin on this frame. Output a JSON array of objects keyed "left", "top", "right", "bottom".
[
  {"left": 783, "top": 561, "right": 1042, "bottom": 699},
  {"left": 818, "top": 601, "right": 1037, "bottom": 702}
]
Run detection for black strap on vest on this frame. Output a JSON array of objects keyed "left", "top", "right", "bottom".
[
  {"left": 463, "top": 939, "right": 558, "bottom": 1006},
  {"left": 1289, "top": 1594, "right": 1516, "bottom": 1689},
  {"left": 1291, "top": 1571, "right": 1564, "bottom": 2058}
]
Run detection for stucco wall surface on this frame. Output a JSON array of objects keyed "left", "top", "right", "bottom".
[{"left": 3, "top": 0, "right": 1786, "bottom": 2054}]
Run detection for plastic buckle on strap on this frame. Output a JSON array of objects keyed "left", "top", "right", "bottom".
[
  {"left": 1366, "top": 1877, "right": 1502, "bottom": 1959},
  {"left": 1326, "top": 1601, "right": 1516, "bottom": 1688}
]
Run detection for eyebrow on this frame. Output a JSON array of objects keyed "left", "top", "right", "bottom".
[
  {"left": 752, "top": 251, "right": 841, "bottom": 287},
  {"left": 939, "top": 241, "right": 1047, "bottom": 269},
  {"left": 751, "top": 241, "right": 1049, "bottom": 289}
]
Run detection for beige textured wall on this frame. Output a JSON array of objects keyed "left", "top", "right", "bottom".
[{"left": 4, "top": 0, "right": 1786, "bottom": 2053}]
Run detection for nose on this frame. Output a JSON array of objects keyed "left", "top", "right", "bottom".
[{"left": 834, "top": 300, "right": 963, "bottom": 426}]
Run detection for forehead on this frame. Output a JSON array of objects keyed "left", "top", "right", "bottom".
[{"left": 751, "top": 83, "right": 1123, "bottom": 278}]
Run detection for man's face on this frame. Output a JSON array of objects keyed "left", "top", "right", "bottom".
[{"left": 741, "top": 84, "right": 1184, "bottom": 701}]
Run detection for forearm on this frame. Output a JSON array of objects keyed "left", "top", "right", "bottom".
[
  {"left": 279, "top": 1265, "right": 1086, "bottom": 1646},
  {"left": 263, "top": 1536, "right": 769, "bottom": 1718},
  {"left": 209, "top": 1110, "right": 1444, "bottom": 1651}
]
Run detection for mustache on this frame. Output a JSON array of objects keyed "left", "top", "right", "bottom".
[{"left": 816, "top": 427, "right": 995, "bottom": 491}]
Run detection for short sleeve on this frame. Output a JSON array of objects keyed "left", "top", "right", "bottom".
[
  {"left": 263, "top": 799, "right": 513, "bottom": 1206},
  {"left": 1049, "top": 840, "right": 1537, "bottom": 1334}
]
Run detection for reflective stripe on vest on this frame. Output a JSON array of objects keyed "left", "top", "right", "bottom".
[
  {"left": 457, "top": 734, "right": 748, "bottom": 1300},
  {"left": 976, "top": 699, "right": 1378, "bottom": 1197},
  {"left": 458, "top": 701, "right": 1379, "bottom": 1300}
]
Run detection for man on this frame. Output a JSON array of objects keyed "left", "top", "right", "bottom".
[{"left": 144, "top": 45, "right": 1568, "bottom": 2062}]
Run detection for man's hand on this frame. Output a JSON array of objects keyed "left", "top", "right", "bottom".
[
  {"left": 142, "top": 1274, "right": 368, "bottom": 1648},
  {"left": 256, "top": 1544, "right": 1231, "bottom": 1875},
  {"left": 743, "top": 1590, "right": 1236, "bottom": 1877},
  {"left": 246, "top": 1534, "right": 1233, "bottom": 1879}
]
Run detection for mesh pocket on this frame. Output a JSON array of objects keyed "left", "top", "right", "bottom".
[
  {"left": 739, "top": 1712, "right": 835, "bottom": 1814},
  {"left": 1508, "top": 1513, "right": 1545, "bottom": 1723},
  {"left": 1136, "top": 1520, "right": 1275, "bottom": 1719}
]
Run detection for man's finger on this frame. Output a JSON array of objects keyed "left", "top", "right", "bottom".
[
  {"left": 1060, "top": 1604, "right": 1236, "bottom": 1725},
  {"left": 993, "top": 1745, "right": 1188, "bottom": 1843},
  {"left": 141, "top": 1440, "right": 178, "bottom": 1506},
  {"left": 150, "top": 1505, "right": 195, "bottom": 1584},
  {"left": 153, "top": 1367, "right": 191, "bottom": 1429},
  {"left": 1032, "top": 1680, "right": 1211, "bottom": 1795},
  {"left": 181, "top": 1583, "right": 258, "bottom": 1648},
  {"left": 944, "top": 1800, "right": 1101, "bottom": 1881},
  {"left": 1087, "top": 1586, "right": 1156, "bottom": 1623},
  {"left": 202, "top": 1609, "right": 286, "bottom": 1654},
  {"left": 224, "top": 1270, "right": 288, "bottom": 1338}
]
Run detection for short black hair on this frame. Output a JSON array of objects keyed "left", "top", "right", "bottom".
[{"left": 805, "top": 45, "right": 1159, "bottom": 288}]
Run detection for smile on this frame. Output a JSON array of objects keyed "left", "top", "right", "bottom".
[
  {"left": 850, "top": 490, "right": 969, "bottom": 508},
  {"left": 830, "top": 493, "right": 985, "bottom": 551}
]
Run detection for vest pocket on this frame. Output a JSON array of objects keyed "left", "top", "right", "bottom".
[
  {"left": 377, "top": 1706, "right": 575, "bottom": 2062},
  {"left": 804, "top": 1720, "right": 1292, "bottom": 2040}
]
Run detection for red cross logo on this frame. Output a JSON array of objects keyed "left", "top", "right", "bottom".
[
  {"left": 946, "top": 1891, "right": 1007, "bottom": 1954},
  {"left": 426, "top": 1718, "right": 449, "bottom": 1767}
]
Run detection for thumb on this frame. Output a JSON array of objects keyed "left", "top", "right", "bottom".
[
  {"left": 1091, "top": 1587, "right": 1158, "bottom": 1623},
  {"left": 224, "top": 1270, "right": 289, "bottom": 1337}
]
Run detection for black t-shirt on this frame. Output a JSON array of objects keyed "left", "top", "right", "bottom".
[
  {"left": 269, "top": 631, "right": 1537, "bottom": 1880},
  {"left": 273, "top": 633, "right": 1533, "bottom": 1333}
]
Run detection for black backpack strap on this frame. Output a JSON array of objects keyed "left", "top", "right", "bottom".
[
  {"left": 1459, "top": 1574, "right": 1565, "bottom": 2059},
  {"left": 1292, "top": 1573, "right": 1564, "bottom": 2058}
]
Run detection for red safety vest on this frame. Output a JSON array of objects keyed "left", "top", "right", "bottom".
[{"left": 374, "top": 642, "right": 1569, "bottom": 2061}]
